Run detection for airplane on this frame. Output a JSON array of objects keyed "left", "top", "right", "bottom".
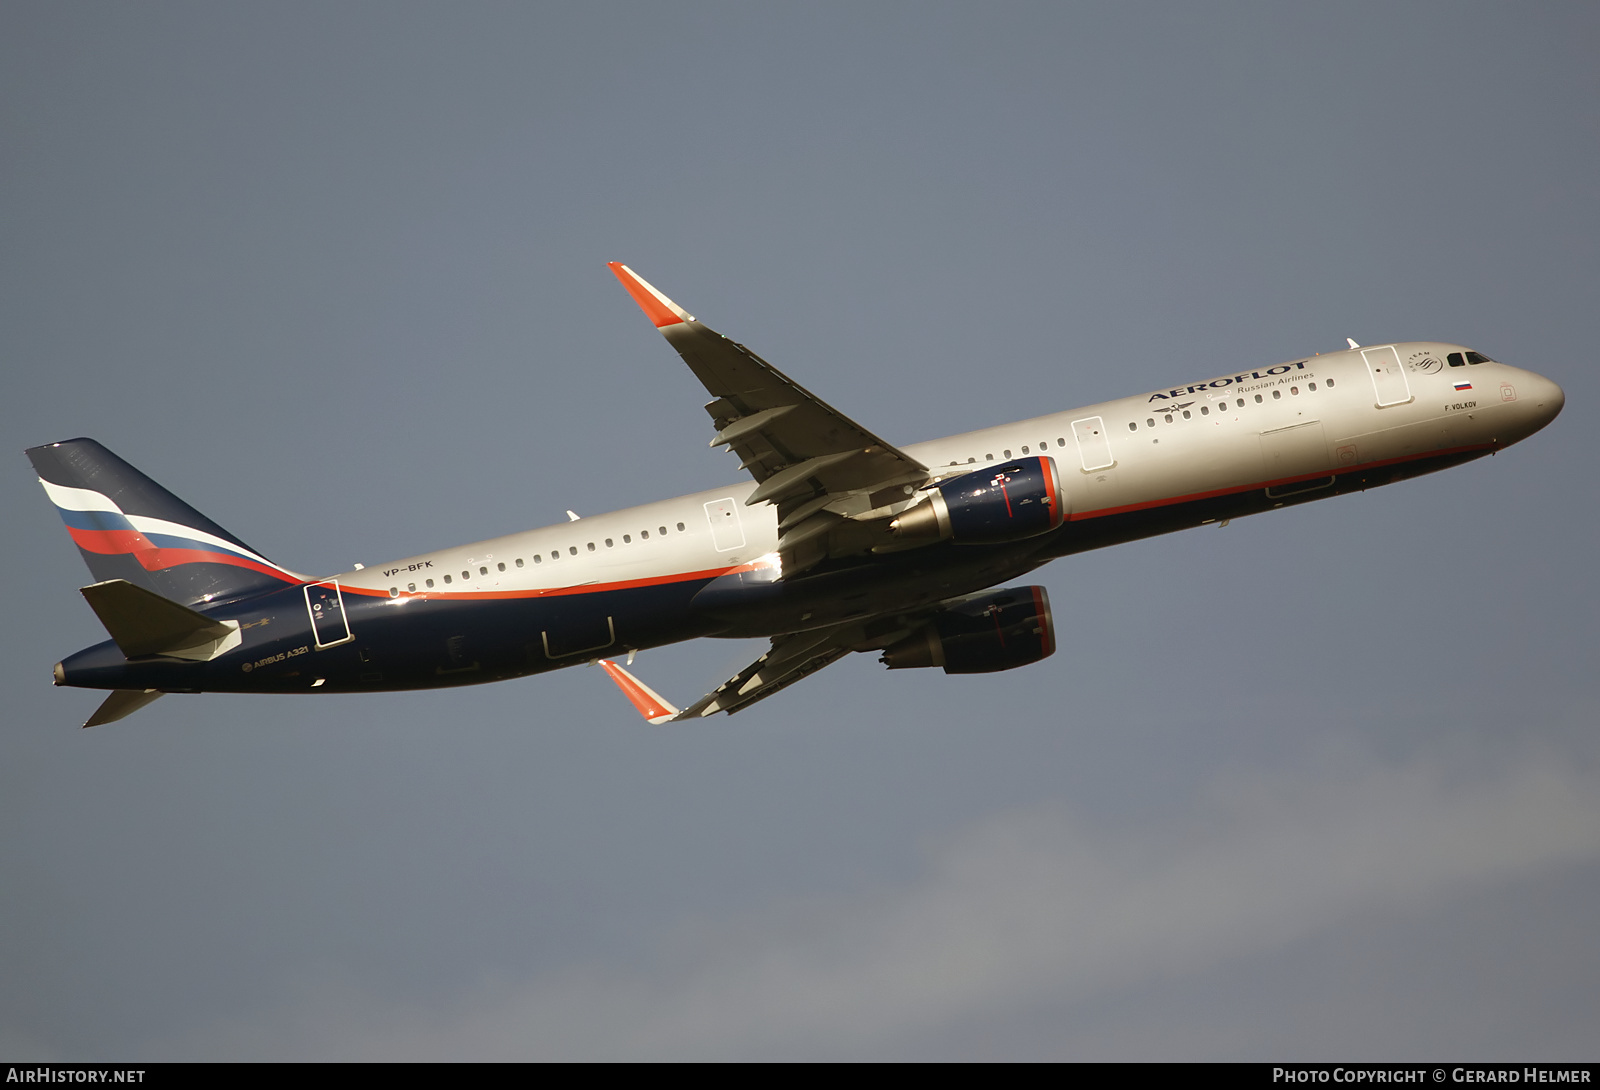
[{"left": 28, "top": 264, "right": 1565, "bottom": 728}]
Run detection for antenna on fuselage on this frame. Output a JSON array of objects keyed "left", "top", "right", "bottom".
[
  {"left": 566, "top": 510, "right": 581, "bottom": 521},
  {"left": 1346, "top": 338, "right": 1361, "bottom": 349}
]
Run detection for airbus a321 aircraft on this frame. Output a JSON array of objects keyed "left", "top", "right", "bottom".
[{"left": 30, "top": 265, "right": 1564, "bottom": 727}]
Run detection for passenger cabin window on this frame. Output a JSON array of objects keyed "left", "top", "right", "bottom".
[
  {"left": 676, "top": 522, "right": 685, "bottom": 531},
  {"left": 1326, "top": 378, "right": 1335, "bottom": 387},
  {"left": 1164, "top": 414, "right": 1173, "bottom": 423},
  {"left": 587, "top": 542, "right": 595, "bottom": 552},
  {"left": 1021, "top": 445, "right": 1029, "bottom": 453},
  {"left": 1147, "top": 418, "right": 1155, "bottom": 427},
  {"left": 389, "top": 587, "right": 398, "bottom": 598},
  {"left": 481, "top": 566, "right": 489, "bottom": 575},
  {"left": 568, "top": 547, "right": 577, "bottom": 556},
  {"left": 425, "top": 579, "right": 434, "bottom": 588},
  {"left": 443, "top": 574, "right": 452, "bottom": 584},
  {"left": 462, "top": 571, "right": 470, "bottom": 579},
  {"left": 1290, "top": 386, "right": 1299, "bottom": 395},
  {"left": 408, "top": 582, "right": 416, "bottom": 592},
  {"left": 604, "top": 538, "right": 613, "bottom": 548},
  {"left": 1272, "top": 390, "right": 1282, "bottom": 399},
  {"left": 533, "top": 555, "right": 542, "bottom": 564},
  {"left": 497, "top": 562, "right": 505, "bottom": 572},
  {"left": 623, "top": 534, "right": 631, "bottom": 543},
  {"left": 1200, "top": 405, "right": 1209, "bottom": 415},
  {"left": 659, "top": 526, "right": 668, "bottom": 535},
  {"left": 1255, "top": 394, "right": 1263, "bottom": 403},
  {"left": 1128, "top": 422, "right": 1137, "bottom": 432}
]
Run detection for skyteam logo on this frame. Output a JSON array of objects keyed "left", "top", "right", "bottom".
[{"left": 38, "top": 479, "right": 299, "bottom": 582}]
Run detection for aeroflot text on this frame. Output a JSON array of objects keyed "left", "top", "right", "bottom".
[
  {"left": 1148, "top": 361, "right": 1309, "bottom": 401},
  {"left": 1273, "top": 1072, "right": 1591, "bottom": 1084}
]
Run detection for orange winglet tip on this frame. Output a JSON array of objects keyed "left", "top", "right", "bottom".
[
  {"left": 598, "top": 659, "right": 680, "bottom": 724},
  {"left": 606, "top": 262, "right": 693, "bottom": 328}
]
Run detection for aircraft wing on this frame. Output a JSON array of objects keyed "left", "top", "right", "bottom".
[
  {"left": 599, "top": 627, "right": 853, "bottom": 721},
  {"left": 599, "top": 608, "right": 937, "bottom": 722},
  {"left": 671, "top": 627, "right": 855, "bottom": 718},
  {"left": 608, "top": 264, "right": 931, "bottom": 561}
]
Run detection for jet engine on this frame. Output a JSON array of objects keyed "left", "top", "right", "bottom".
[
  {"left": 880, "top": 585, "right": 1055, "bottom": 674},
  {"left": 883, "top": 456, "right": 1067, "bottom": 548}
]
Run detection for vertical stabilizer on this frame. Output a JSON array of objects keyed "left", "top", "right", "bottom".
[{"left": 27, "top": 438, "right": 302, "bottom": 607}]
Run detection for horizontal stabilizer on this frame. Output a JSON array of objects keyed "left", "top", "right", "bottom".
[
  {"left": 84, "top": 688, "right": 164, "bottom": 728},
  {"left": 80, "top": 579, "right": 240, "bottom": 660},
  {"left": 597, "top": 659, "right": 681, "bottom": 724}
]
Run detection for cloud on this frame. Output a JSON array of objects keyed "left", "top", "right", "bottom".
[{"left": 172, "top": 744, "right": 1600, "bottom": 1060}]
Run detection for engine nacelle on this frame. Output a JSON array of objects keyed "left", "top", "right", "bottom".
[
  {"left": 880, "top": 585, "right": 1056, "bottom": 674},
  {"left": 885, "top": 456, "right": 1067, "bottom": 548}
]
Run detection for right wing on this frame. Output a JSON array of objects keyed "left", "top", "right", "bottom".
[
  {"left": 607, "top": 264, "right": 932, "bottom": 564},
  {"left": 671, "top": 627, "right": 855, "bottom": 719},
  {"left": 598, "top": 627, "right": 852, "bottom": 723},
  {"left": 599, "top": 613, "right": 932, "bottom": 723}
]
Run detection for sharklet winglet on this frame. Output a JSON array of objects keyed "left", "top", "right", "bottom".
[
  {"left": 598, "top": 659, "right": 681, "bottom": 724},
  {"left": 607, "top": 263, "right": 694, "bottom": 328}
]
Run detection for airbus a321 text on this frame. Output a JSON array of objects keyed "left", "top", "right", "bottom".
[{"left": 30, "top": 265, "right": 1563, "bottom": 727}]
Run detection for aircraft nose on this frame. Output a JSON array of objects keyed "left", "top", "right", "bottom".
[
  {"left": 1502, "top": 367, "right": 1564, "bottom": 441},
  {"left": 1528, "top": 371, "right": 1565, "bottom": 425}
]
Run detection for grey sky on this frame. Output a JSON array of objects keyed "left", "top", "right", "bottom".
[{"left": 2, "top": 2, "right": 1596, "bottom": 1059}]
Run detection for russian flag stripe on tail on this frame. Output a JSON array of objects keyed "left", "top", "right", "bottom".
[{"left": 27, "top": 438, "right": 303, "bottom": 607}]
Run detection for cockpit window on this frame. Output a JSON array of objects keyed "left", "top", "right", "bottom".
[{"left": 1465, "top": 351, "right": 1495, "bottom": 364}]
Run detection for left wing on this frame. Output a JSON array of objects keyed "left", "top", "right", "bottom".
[{"left": 607, "top": 264, "right": 931, "bottom": 564}]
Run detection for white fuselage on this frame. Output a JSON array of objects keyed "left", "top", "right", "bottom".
[{"left": 336, "top": 343, "right": 1561, "bottom": 605}]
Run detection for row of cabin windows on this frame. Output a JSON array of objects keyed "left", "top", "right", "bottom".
[
  {"left": 1125, "top": 379, "right": 1335, "bottom": 431},
  {"left": 390, "top": 520, "right": 689, "bottom": 595},
  {"left": 946, "top": 437, "right": 1069, "bottom": 468}
]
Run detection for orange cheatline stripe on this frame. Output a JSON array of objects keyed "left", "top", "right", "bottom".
[
  {"left": 339, "top": 560, "right": 761, "bottom": 601},
  {"left": 607, "top": 262, "right": 683, "bottom": 328},
  {"left": 1068, "top": 442, "right": 1496, "bottom": 522}
]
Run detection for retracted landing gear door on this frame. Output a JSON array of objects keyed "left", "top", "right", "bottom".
[{"left": 304, "top": 581, "right": 354, "bottom": 649}]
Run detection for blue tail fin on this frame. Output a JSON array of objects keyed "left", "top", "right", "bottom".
[{"left": 27, "top": 438, "right": 303, "bottom": 607}]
